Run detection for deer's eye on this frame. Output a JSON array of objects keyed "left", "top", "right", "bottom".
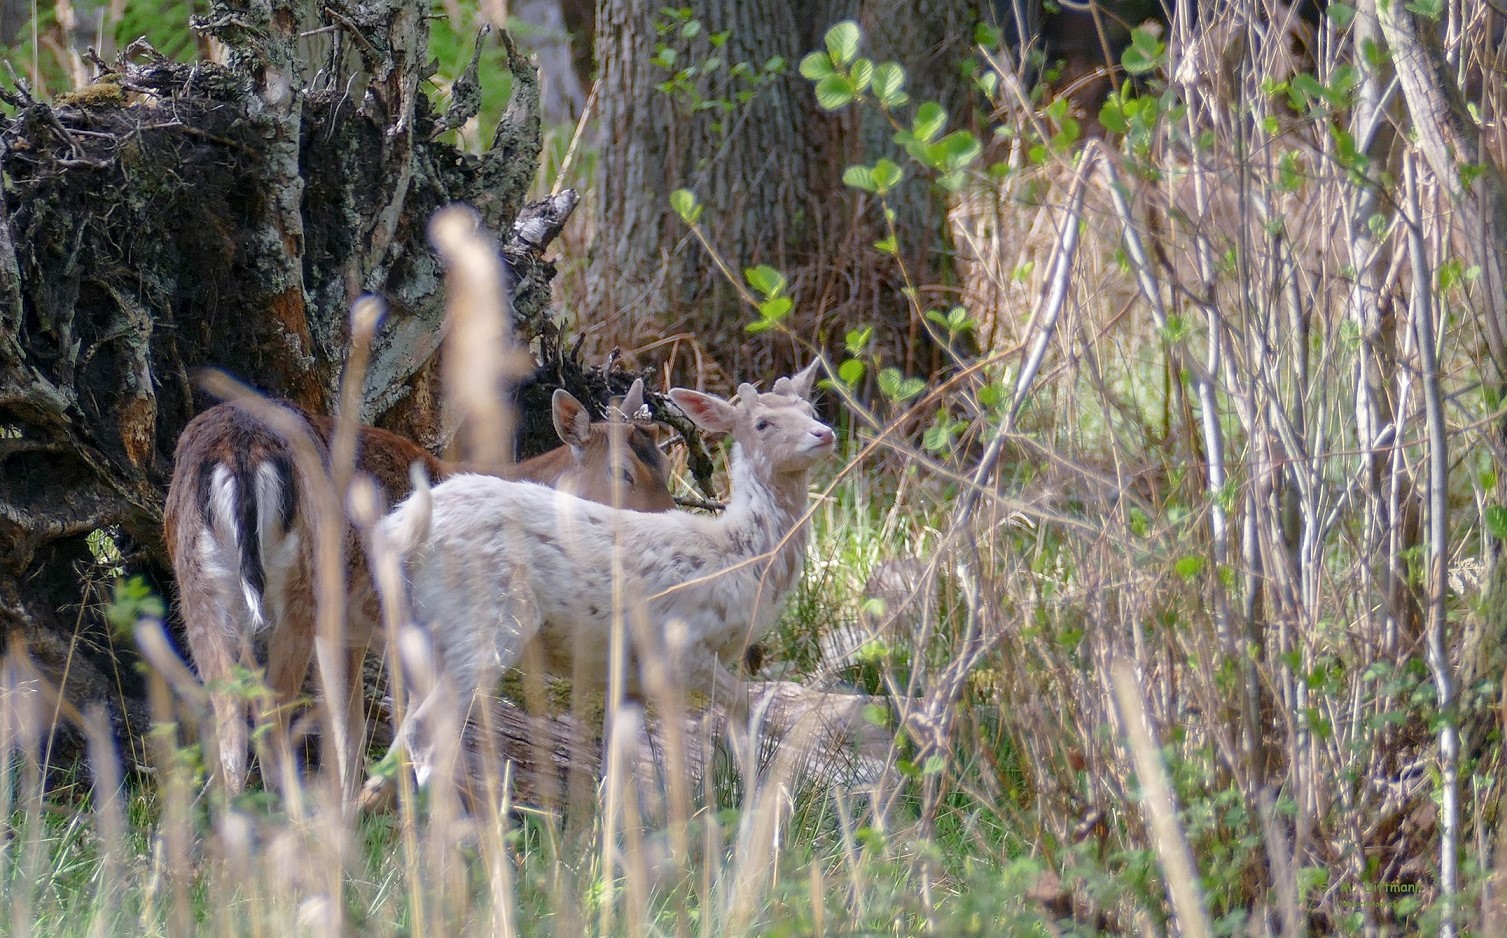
[
  {"left": 755, "top": 419, "right": 771, "bottom": 431},
  {"left": 613, "top": 465, "right": 635, "bottom": 484}
]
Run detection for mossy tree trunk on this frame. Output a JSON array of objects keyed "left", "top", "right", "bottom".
[{"left": 0, "top": 0, "right": 566, "bottom": 759}]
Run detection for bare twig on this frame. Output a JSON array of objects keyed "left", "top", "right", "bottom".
[{"left": 1405, "top": 154, "right": 1461, "bottom": 937}]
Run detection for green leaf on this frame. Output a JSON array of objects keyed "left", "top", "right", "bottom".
[
  {"left": 669, "top": 189, "right": 701, "bottom": 225},
  {"left": 825, "top": 20, "right": 861, "bottom": 66},
  {"left": 1173, "top": 555, "right": 1207, "bottom": 579},
  {"left": 874, "top": 234, "right": 898, "bottom": 254},
  {"left": 1326, "top": 2, "right": 1356, "bottom": 25},
  {"left": 106, "top": 575, "right": 165, "bottom": 638},
  {"left": 745, "top": 319, "right": 775, "bottom": 334},
  {"left": 1277, "top": 151, "right": 1305, "bottom": 191},
  {"left": 1437, "top": 258, "right": 1465, "bottom": 292},
  {"left": 1052, "top": 117, "right": 1081, "bottom": 149},
  {"left": 926, "top": 306, "right": 975, "bottom": 335},
  {"left": 877, "top": 367, "right": 925, "bottom": 402},
  {"left": 1122, "top": 27, "right": 1164, "bottom": 76},
  {"left": 1131, "top": 24, "right": 1162, "bottom": 55},
  {"left": 850, "top": 57, "right": 874, "bottom": 92},
  {"left": 743, "top": 264, "right": 786, "bottom": 298},
  {"left": 930, "top": 130, "right": 981, "bottom": 172},
  {"left": 838, "top": 358, "right": 866, "bottom": 385},
  {"left": 799, "top": 51, "right": 834, "bottom": 80},
  {"left": 873, "top": 62, "right": 906, "bottom": 106},
  {"left": 1405, "top": 0, "right": 1442, "bottom": 18},
  {"left": 1329, "top": 64, "right": 1360, "bottom": 102},
  {"left": 922, "top": 415, "right": 960, "bottom": 454},
  {"left": 679, "top": 19, "right": 700, "bottom": 39},
  {"left": 1290, "top": 72, "right": 1324, "bottom": 104},
  {"left": 1099, "top": 100, "right": 1129, "bottom": 133},
  {"left": 922, "top": 755, "right": 946, "bottom": 775},
  {"left": 758, "top": 296, "right": 793, "bottom": 322},
  {"left": 843, "top": 163, "right": 876, "bottom": 192},
  {"left": 913, "top": 101, "right": 946, "bottom": 143},
  {"left": 1123, "top": 45, "right": 1155, "bottom": 75},
  {"left": 1486, "top": 506, "right": 1507, "bottom": 540},
  {"left": 845, "top": 326, "right": 872, "bottom": 354},
  {"left": 871, "top": 158, "right": 903, "bottom": 192},
  {"left": 815, "top": 74, "right": 855, "bottom": 110}
]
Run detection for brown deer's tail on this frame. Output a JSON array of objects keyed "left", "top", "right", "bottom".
[{"left": 199, "top": 449, "right": 299, "bottom": 631}]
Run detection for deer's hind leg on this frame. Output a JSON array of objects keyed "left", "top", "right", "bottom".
[{"left": 179, "top": 583, "right": 252, "bottom": 797}]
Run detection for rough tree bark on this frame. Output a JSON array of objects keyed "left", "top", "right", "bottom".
[
  {"left": 0, "top": 0, "right": 581, "bottom": 759},
  {"left": 588, "top": 0, "right": 808, "bottom": 352}
]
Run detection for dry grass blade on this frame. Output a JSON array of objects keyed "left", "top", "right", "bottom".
[
  {"left": 1109, "top": 657, "right": 1213, "bottom": 938},
  {"left": 430, "top": 203, "right": 529, "bottom": 472},
  {"left": 82, "top": 704, "right": 126, "bottom": 938}
]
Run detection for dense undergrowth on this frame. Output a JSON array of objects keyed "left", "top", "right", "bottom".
[{"left": 8, "top": 0, "right": 1507, "bottom": 934}]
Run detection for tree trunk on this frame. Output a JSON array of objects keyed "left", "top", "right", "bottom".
[
  {"left": 588, "top": 0, "right": 983, "bottom": 379},
  {"left": 515, "top": 0, "right": 590, "bottom": 126},
  {"left": 588, "top": 0, "right": 808, "bottom": 364},
  {"left": 0, "top": 1, "right": 564, "bottom": 760}
]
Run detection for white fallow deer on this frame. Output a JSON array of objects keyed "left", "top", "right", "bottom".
[
  {"left": 373, "top": 361, "right": 833, "bottom": 790},
  {"left": 163, "top": 380, "right": 673, "bottom": 795}
]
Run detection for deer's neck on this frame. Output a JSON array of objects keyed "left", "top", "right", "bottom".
[{"left": 722, "top": 443, "right": 813, "bottom": 592}]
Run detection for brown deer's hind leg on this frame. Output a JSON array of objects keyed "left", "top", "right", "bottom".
[{"left": 263, "top": 586, "right": 316, "bottom": 794}]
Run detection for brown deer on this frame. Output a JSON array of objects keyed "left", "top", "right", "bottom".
[{"left": 163, "top": 380, "right": 673, "bottom": 795}]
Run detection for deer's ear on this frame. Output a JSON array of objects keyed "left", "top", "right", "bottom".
[
  {"left": 669, "top": 389, "right": 738, "bottom": 433},
  {"left": 736, "top": 383, "right": 760, "bottom": 407},
  {"left": 618, "top": 379, "right": 646, "bottom": 420},
  {"left": 786, "top": 359, "right": 821, "bottom": 400},
  {"left": 551, "top": 389, "right": 593, "bottom": 447}
]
